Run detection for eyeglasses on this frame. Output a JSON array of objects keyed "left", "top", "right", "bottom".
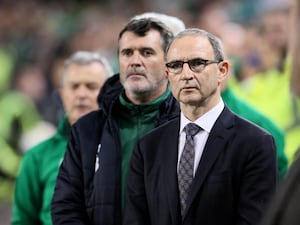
[{"left": 165, "top": 58, "right": 222, "bottom": 74}]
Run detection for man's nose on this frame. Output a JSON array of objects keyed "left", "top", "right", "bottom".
[
  {"left": 181, "top": 63, "right": 194, "bottom": 79},
  {"left": 129, "top": 52, "right": 142, "bottom": 66},
  {"left": 76, "top": 85, "right": 89, "bottom": 97}
]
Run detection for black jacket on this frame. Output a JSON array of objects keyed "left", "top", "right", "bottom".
[
  {"left": 51, "top": 74, "right": 180, "bottom": 225},
  {"left": 124, "top": 107, "right": 277, "bottom": 225},
  {"left": 259, "top": 151, "right": 300, "bottom": 225}
]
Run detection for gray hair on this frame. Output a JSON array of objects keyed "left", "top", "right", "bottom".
[
  {"left": 131, "top": 12, "right": 185, "bottom": 36},
  {"left": 61, "top": 51, "right": 113, "bottom": 86},
  {"left": 166, "top": 28, "right": 225, "bottom": 61}
]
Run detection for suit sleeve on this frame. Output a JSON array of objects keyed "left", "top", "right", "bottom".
[
  {"left": 259, "top": 153, "right": 300, "bottom": 225},
  {"left": 237, "top": 133, "right": 278, "bottom": 225},
  {"left": 51, "top": 126, "right": 88, "bottom": 225},
  {"left": 123, "top": 141, "right": 151, "bottom": 225}
]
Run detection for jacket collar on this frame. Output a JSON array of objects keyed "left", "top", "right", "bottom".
[
  {"left": 97, "top": 74, "right": 180, "bottom": 126},
  {"left": 56, "top": 114, "right": 71, "bottom": 138}
]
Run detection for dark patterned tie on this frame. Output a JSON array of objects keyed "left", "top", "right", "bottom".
[{"left": 178, "top": 123, "right": 201, "bottom": 216}]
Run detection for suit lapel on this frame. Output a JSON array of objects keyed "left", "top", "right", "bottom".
[
  {"left": 184, "top": 107, "right": 235, "bottom": 218},
  {"left": 161, "top": 118, "right": 181, "bottom": 224}
]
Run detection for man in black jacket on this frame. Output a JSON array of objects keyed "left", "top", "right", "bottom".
[
  {"left": 123, "top": 28, "right": 277, "bottom": 225},
  {"left": 51, "top": 17, "right": 179, "bottom": 225}
]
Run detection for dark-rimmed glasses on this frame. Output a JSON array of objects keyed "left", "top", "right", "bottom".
[{"left": 165, "top": 58, "right": 222, "bottom": 74}]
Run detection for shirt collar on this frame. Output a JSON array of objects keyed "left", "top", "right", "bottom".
[{"left": 180, "top": 99, "right": 224, "bottom": 133}]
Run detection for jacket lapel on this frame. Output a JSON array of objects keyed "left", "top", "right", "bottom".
[
  {"left": 183, "top": 107, "right": 235, "bottom": 218},
  {"left": 161, "top": 118, "right": 181, "bottom": 224}
]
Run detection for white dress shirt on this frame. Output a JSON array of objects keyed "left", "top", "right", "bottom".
[{"left": 178, "top": 99, "right": 225, "bottom": 176}]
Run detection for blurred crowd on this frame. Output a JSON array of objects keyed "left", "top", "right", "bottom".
[{"left": 0, "top": 0, "right": 298, "bottom": 224}]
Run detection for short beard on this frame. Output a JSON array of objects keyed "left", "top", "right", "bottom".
[{"left": 123, "top": 78, "right": 167, "bottom": 103}]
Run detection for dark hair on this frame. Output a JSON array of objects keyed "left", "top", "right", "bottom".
[{"left": 118, "top": 18, "right": 174, "bottom": 53}]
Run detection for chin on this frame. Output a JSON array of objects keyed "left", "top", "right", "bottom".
[
  {"left": 180, "top": 95, "right": 200, "bottom": 103},
  {"left": 129, "top": 84, "right": 149, "bottom": 93},
  {"left": 76, "top": 110, "right": 89, "bottom": 117}
]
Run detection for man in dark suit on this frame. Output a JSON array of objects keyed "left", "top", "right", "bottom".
[
  {"left": 259, "top": 148, "right": 300, "bottom": 225},
  {"left": 123, "top": 28, "right": 278, "bottom": 225}
]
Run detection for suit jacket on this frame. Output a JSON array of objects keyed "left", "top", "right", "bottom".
[
  {"left": 124, "top": 106, "right": 278, "bottom": 225},
  {"left": 259, "top": 150, "right": 300, "bottom": 225}
]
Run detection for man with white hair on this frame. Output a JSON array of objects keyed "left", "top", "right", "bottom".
[{"left": 11, "top": 51, "right": 112, "bottom": 225}]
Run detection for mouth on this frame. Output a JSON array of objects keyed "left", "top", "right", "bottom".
[
  {"left": 127, "top": 73, "right": 146, "bottom": 81},
  {"left": 128, "top": 74, "right": 143, "bottom": 77},
  {"left": 127, "top": 68, "right": 146, "bottom": 78},
  {"left": 181, "top": 86, "right": 197, "bottom": 91},
  {"left": 75, "top": 104, "right": 90, "bottom": 111}
]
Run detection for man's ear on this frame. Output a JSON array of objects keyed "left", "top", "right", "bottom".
[{"left": 218, "top": 60, "right": 229, "bottom": 82}]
